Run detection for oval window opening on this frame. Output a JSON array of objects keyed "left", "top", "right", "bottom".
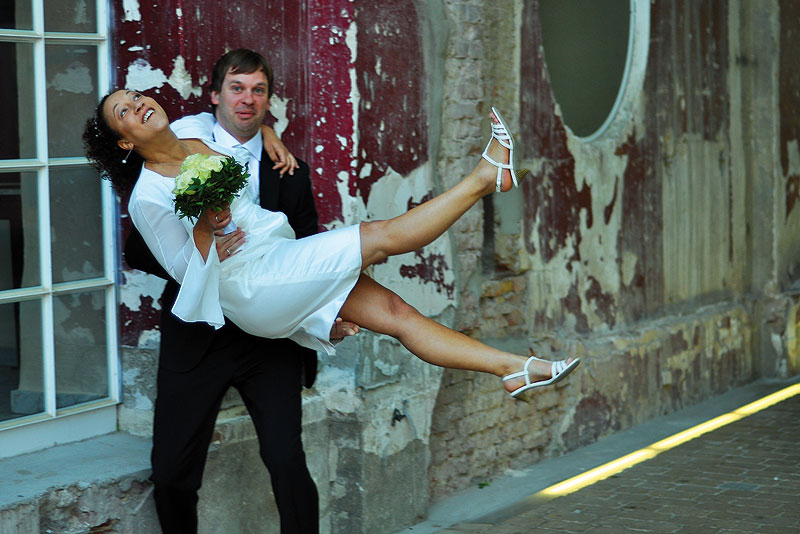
[{"left": 539, "top": 0, "right": 632, "bottom": 140}]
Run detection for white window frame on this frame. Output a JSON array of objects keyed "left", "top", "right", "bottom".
[
  {"left": 0, "top": 0, "right": 118, "bottom": 459},
  {"left": 580, "top": 0, "right": 650, "bottom": 143}
]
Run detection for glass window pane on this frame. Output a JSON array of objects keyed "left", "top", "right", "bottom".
[
  {"left": 0, "top": 0, "right": 33, "bottom": 30},
  {"left": 0, "top": 42, "right": 37, "bottom": 159},
  {"left": 54, "top": 290, "right": 108, "bottom": 409},
  {"left": 44, "top": 0, "right": 96, "bottom": 33},
  {"left": 0, "top": 171, "right": 40, "bottom": 290},
  {"left": 46, "top": 44, "right": 98, "bottom": 158},
  {"left": 2, "top": 300, "right": 44, "bottom": 422},
  {"left": 50, "top": 166, "right": 104, "bottom": 284},
  {"left": 538, "top": 0, "right": 630, "bottom": 137}
]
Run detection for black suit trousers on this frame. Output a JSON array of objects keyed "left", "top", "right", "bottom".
[{"left": 150, "top": 331, "right": 319, "bottom": 534}]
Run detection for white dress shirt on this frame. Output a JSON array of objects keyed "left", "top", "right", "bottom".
[{"left": 211, "top": 120, "right": 263, "bottom": 204}]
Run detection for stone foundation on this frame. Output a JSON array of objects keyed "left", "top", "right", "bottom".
[{"left": 428, "top": 303, "right": 754, "bottom": 500}]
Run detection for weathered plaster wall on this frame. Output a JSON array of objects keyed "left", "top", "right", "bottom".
[
  {"left": 20, "top": 1, "right": 792, "bottom": 533},
  {"left": 0, "top": 476, "right": 159, "bottom": 534},
  {"left": 427, "top": 0, "right": 796, "bottom": 501}
]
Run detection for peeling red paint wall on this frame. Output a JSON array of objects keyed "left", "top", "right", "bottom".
[
  {"left": 433, "top": 0, "right": 791, "bottom": 503},
  {"left": 781, "top": 0, "right": 800, "bottom": 235},
  {"left": 305, "top": 0, "right": 353, "bottom": 220},
  {"left": 110, "top": 0, "right": 427, "bottom": 225},
  {"left": 113, "top": 1, "right": 309, "bottom": 137},
  {"left": 781, "top": 1, "right": 800, "bottom": 174},
  {"left": 112, "top": 1, "right": 310, "bottom": 137},
  {"left": 353, "top": 1, "right": 428, "bottom": 204}
]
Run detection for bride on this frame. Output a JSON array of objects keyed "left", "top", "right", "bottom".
[{"left": 83, "top": 89, "right": 579, "bottom": 399}]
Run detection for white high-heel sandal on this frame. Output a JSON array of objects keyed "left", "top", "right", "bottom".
[
  {"left": 481, "top": 106, "right": 530, "bottom": 192},
  {"left": 503, "top": 355, "right": 581, "bottom": 399}
]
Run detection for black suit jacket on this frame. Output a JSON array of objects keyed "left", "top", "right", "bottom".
[{"left": 124, "top": 152, "right": 320, "bottom": 385}]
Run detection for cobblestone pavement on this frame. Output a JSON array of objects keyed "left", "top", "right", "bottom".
[{"left": 436, "top": 393, "right": 800, "bottom": 534}]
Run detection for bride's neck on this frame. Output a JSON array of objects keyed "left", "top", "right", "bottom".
[{"left": 139, "top": 135, "right": 192, "bottom": 174}]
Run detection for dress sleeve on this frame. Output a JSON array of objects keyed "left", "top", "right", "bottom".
[
  {"left": 128, "top": 177, "right": 225, "bottom": 329},
  {"left": 128, "top": 194, "right": 198, "bottom": 284}
]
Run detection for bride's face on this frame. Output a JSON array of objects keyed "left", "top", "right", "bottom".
[{"left": 102, "top": 90, "right": 169, "bottom": 145}]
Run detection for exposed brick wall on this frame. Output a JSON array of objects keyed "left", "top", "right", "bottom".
[{"left": 428, "top": 305, "right": 754, "bottom": 499}]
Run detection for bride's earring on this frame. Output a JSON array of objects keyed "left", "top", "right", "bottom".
[{"left": 122, "top": 148, "right": 133, "bottom": 164}]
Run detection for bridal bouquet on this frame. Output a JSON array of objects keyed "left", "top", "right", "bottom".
[{"left": 172, "top": 154, "right": 249, "bottom": 222}]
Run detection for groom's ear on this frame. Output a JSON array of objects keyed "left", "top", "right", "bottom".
[
  {"left": 117, "top": 139, "right": 133, "bottom": 151},
  {"left": 210, "top": 91, "right": 220, "bottom": 106}
]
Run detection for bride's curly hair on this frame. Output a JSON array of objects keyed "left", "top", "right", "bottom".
[{"left": 82, "top": 91, "right": 144, "bottom": 194}]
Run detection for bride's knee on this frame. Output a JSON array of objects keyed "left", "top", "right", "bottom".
[{"left": 360, "top": 220, "right": 390, "bottom": 266}]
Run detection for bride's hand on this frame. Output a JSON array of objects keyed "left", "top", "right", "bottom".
[
  {"left": 261, "top": 125, "right": 298, "bottom": 176},
  {"left": 198, "top": 204, "right": 232, "bottom": 234},
  {"left": 193, "top": 204, "right": 231, "bottom": 261}
]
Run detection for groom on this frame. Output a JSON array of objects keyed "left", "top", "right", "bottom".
[{"left": 125, "top": 49, "right": 349, "bottom": 533}]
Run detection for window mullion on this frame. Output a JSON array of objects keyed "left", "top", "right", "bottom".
[
  {"left": 103, "top": 182, "right": 120, "bottom": 402},
  {"left": 40, "top": 294, "right": 56, "bottom": 416},
  {"left": 31, "top": 0, "right": 43, "bottom": 33},
  {"left": 97, "top": 0, "right": 120, "bottom": 403},
  {"left": 32, "top": 0, "right": 56, "bottom": 416},
  {"left": 98, "top": 0, "right": 113, "bottom": 286},
  {"left": 38, "top": 166, "right": 55, "bottom": 415}
]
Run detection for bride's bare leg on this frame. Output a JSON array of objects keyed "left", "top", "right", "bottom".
[
  {"left": 359, "top": 112, "right": 515, "bottom": 268},
  {"left": 339, "top": 275, "right": 567, "bottom": 392}
]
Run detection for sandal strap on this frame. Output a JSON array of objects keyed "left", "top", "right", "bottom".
[
  {"left": 481, "top": 122, "right": 513, "bottom": 168},
  {"left": 552, "top": 359, "right": 569, "bottom": 376},
  {"left": 481, "top": 107, "right": 519, "bottom": 193},
  {"left": 503, "top": 355, "right": 572, "bottom": 385},
  {"left": 481, "top": 152, "right": 512, "bottom": 171},
  {"left": 490, "top": 123, "right": 513, "bottom": 149},
  {"left": 502, "top": 355, "right": 540, "bottom": 385},
  {"left": 481, "top": 153, "right": 509, "bottom": 193}
]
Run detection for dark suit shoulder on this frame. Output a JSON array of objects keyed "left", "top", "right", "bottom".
[
  {"left": 280, "top": 160, "right": 314, "bottom": 195},
  {"left": 259, "top": 152, "right": 311, "bottom": 184},
  {"left": 259, "top": 153, "right": 318, "bottom": 238}
]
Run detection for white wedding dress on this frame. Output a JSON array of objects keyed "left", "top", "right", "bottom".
[{"left": 128, "top": 140, "right": 362, "bottom": 355}]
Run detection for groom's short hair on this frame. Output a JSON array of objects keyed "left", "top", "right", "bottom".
[{"left": 210, "top": 48, "right": 274, "bottom": 99}]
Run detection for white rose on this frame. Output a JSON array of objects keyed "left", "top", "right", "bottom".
[
  {"left": 173, "top": 172, "right": 193, "bottom": 195},
  {"left": 200, "top": 155, "right": 225, "bottom": 174}
]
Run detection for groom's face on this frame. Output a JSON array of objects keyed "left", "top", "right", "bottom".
[{"left": 211, "top": 68, "right": 270, "bottom": 144}]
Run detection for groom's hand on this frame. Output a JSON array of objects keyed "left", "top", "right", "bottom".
[
  {"left": 330, "top": 317, "right": 359, "bottom": 342},
  {"left": 215, "top": 227, "right": 246, "bottom": 262}
]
